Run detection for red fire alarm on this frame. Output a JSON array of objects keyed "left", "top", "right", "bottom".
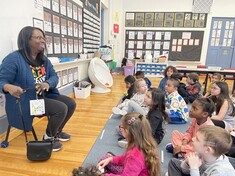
[{"left": 113, "top": 24, "right": 119, "bottom": 34}]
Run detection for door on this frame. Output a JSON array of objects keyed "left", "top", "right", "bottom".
[{"left": 206, "top": 18, "right": 235, "bottom": 68}]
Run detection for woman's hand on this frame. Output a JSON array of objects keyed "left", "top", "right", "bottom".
[
  {"left": 35, "top": 82, "right": 50, "bottom": 95},
  {"left": 97, "top": 157, "right": 113, "bottom": 170},
  {"left": 186, "top": 152, "right": 202, "bottom": 169},
  {"left": 3, "top": 84, "right": 25, "bottom": 98}
]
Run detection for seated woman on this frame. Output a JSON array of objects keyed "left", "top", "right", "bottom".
[{"left": 0, "top": 26, "right": 76, "bottom": 152}]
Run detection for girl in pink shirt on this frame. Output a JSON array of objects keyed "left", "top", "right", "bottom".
[
  {"left": 97, "top": 112, "right": 160, "bottom": 176},
  {"left": 166, "top": 98, "right": 215, "bottom": 159}
]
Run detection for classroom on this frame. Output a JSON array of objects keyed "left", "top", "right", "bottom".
[{"left": 0, "top": 0, "right": 235, "bottom": 175}]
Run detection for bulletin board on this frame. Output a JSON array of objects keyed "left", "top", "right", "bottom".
[
  {"left": 124, "top": 30, "right": 204, "bottom": 61},
  {"left": 43, "top": 0, "right": 83, "bottom": 58}
]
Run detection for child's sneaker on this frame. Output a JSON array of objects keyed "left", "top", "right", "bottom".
[
  {"left": 112, "top": 107, "right": 127, "bottom": 115},
  {"left": 118, "top": 139, "right": 127, "bottom": 148},
  {"left": 165, "top": 143, "right": 173, "bottom": 153}
]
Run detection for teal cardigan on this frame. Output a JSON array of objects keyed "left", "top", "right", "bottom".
[{"left": 0, "top": 51, "right": 59, "bottom": 131}]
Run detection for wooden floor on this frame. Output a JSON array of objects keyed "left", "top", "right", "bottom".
[{"left": 0, "top": 74, "right": 233, "bottom": 176}]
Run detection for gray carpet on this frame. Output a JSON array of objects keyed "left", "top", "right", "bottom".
[
  {"left": 82, "top": 104, "right": 235, "bottom": 175},
  {"left": 82, "top": 109, "right": 191, "bottom": 175}
]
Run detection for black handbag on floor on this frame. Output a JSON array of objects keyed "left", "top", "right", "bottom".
[
  {"left": 17, "top": 98, "right": 53, "bottom": 161},
  {"left": 27, "top": 140, "right": 52, "bottom": 161}
]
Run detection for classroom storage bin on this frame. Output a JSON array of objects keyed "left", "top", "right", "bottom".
[
  {"left": 74, "top": 81, "right": 91, "bottom": 99},
  {"left": 124, "top": 65, "right": 134, "bottom": 77}
]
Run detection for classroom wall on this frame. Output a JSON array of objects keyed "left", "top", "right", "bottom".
[
  {"left": 0, "top": 0, "right": 42, "bottom": 62},
  {"left": 109, "top": 0, "right": 235, "bottom": 67}
]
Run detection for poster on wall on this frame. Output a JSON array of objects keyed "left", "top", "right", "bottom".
[
  {"left": 53, "top": 37, "right": 61, "bottom": 54},
  {"left": 126, "top": 12, "right": 135, "bottom": 27},
  {"left": 74, "top": 23, "right": 78, "bottom": 37},
  {"left": 33, "top": 18, "right": 44, "bottom": 30},
  {"left": 46, "top": 35, "right": 53, "bottom": 54},
  {"left": 145, "top": 13, "right": 154, "bottom": 27},
  {"left": 44, "top": 11, "right": 52, "bottom": 32},
  {"left": 74, "top": 39, "right": 79, "bottom": 53},
  {"left": 53, "top": 15, "right": 60, "bottom": 34},
  {"left": 154, "top": 13, "right": 164, "bottom": 27},
  {"left": 67, "top": 1, "right": 73, "bottom": 18},
  {"left": 73, "top": 4, "right": 78, "bottom": 20},
  {"left": 43, "top": 0, "right": 51, "bottom": 9},
  {"left": 68, "top": 39, "right": 74, "bottom": 53},
  {"left": 60, "top": 0, "right": 66, "bottom": 16},
  {"left": 61, "top": 18, "right": 67, "bottom": 35},
  {"left": 68, "top": 20, "right": 73, "bottom": 36},
  {"left": 78, "top": 7, "right": 83, "bottom": 22},
  {"left": 135, "top": 13, "right": 144, "bottom": 27},
  {"left": 61, "top": 38, "right": 68, "bottom": 53},
  {"left": 52, "top": 0, "right": 59, "bottom": 13}
]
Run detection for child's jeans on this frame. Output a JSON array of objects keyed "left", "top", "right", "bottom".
[{"left": 99, "top": 153, "right": 123, "bottom": 174}]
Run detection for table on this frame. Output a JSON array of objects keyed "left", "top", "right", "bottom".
[{"left": 177, "top": 68, "right": 235, "bottom": 95}]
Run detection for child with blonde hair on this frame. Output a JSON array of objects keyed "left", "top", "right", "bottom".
[
  {"left": 168, "top": 125, "right": 235, "bottom": 176},
  {"left": 112, "top": 78, "right": 148, "bottom": 116},
  {"left": 97, "top": 112, "right": 160, "bottom": 176},
  {"left": 203, "top": 73, "right": 222, "bottom": 97}
]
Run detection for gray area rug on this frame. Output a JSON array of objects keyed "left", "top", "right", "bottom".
[
  {"left": 82, "top": 109, "right": 190, "bottom": 175},
  {"left": 82, "top": 104, "right": 235, "bottom": 175}
]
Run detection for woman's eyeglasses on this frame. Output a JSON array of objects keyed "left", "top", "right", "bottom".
[
  {"left": 31, "top": 36, "right": 46, "bottom": 41},
  {"left": 210, "top": 86, "right": 220, "bottom": 90}
]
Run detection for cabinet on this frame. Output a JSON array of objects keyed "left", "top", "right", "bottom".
[
  {"left": 135, "top": 62, "right": 167, "bottom": 77},
  {"left": 53, "top": 58, "right": 91, "bottom": 88}
]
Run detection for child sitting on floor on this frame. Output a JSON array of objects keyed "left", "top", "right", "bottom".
[
  {"left": 203, "top": 73, "right": 222, "bottom": 97},
  {"left": 165, "top": 78, "right": 189, "bottom": 124},
  {"left": 158, "top": 65, "right": 178, "bottom": 92},
  {"left": 122, "top": 75, "right": 136, "bottom": 102},
  {"left": 117, "top": 87, "right": 168, "bottom": 148},
  {"left": 168, "top": 125, "right": 235, "bottom": 176},
  {"left": 97, "top": 112, "right": 160, "bottom": 176},
  {"left": 166, "top": 98, "right": 215, "bottom": 159},
  {"left": 112, "top": 78, "right": 148, "bottom": 116},
  {"left": 135, "top": 71, "right": 152, "bottom": 89},
  {"left": 171, "top": 73, "right": 188, "bottom": 100},
  {"left": 145, "top": 88, "right": 169, "bottom": 144},
  {"left": 184, "top": 72, "right": 202, "bottom": 103},
  {"left": 210, "top": 81, "right": 235, "bottom": 131}
]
